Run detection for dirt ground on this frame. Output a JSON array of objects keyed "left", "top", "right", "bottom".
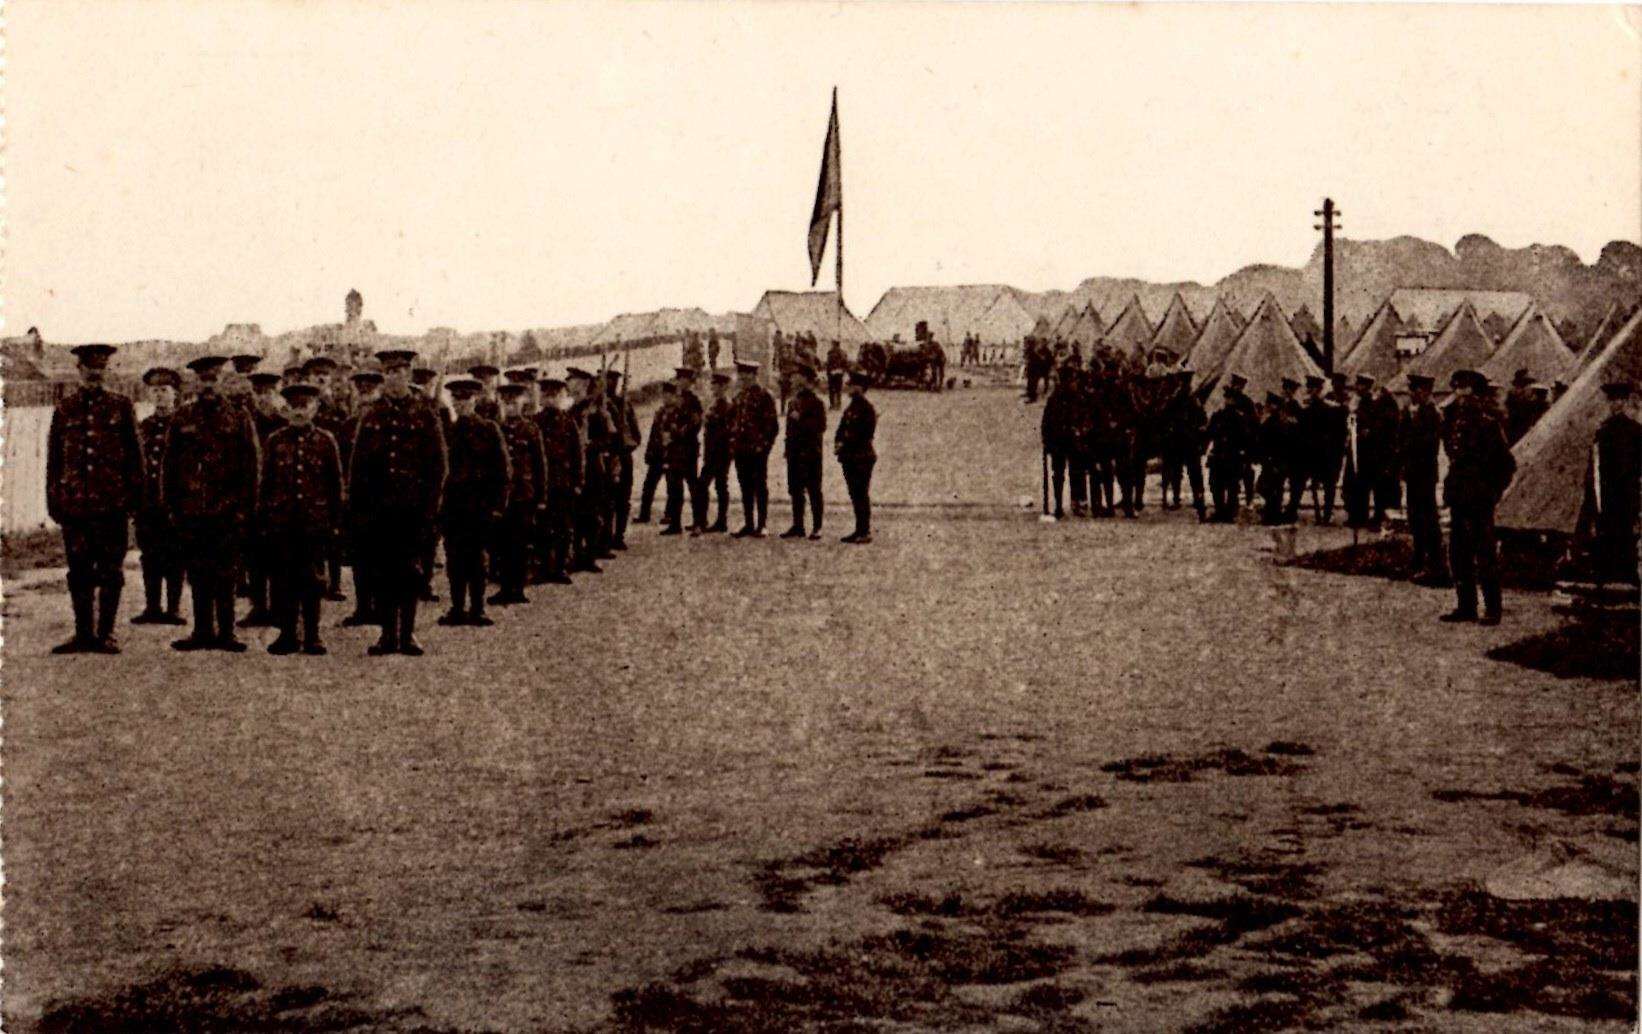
[{"left": 3, "top": 384, "right": 1636, "bottom": 1033}]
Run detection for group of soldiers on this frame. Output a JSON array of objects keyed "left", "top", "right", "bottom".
[
  {"left": 45, "top": 341, "right": 881, "bottom": 658},
  {"left": 1035, "top": 339, "right": 1615, "bottom": 626}
]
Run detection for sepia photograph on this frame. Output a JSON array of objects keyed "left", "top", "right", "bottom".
[{"left": 2, "top": 2, "right": 1639, "bottom": 1031}]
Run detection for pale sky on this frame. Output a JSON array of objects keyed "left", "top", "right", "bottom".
[{"left": 7, "top": 1, "right": 1640, "bottom": 342}]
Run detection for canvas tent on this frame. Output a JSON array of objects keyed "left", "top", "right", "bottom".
[
  {"left": 748, "top": 290, "right": 870, "bottom": 349},
  {"left": 1496, "top": 307, "right": 1642, "bottom": 534},
  {"left": 1065, "top": 304, "right": 1106, "bottom": 352},
  {"left": 1388, "top": 302, "right": 1495, "bottom": 394},
  {"left": 1183, "top": 296, "right": 1245, "bottom": 389},
  {"left": 1290, "top": 305, "right": 1323, "bottom": 344},
  {"left": 1340, "top": 300, "right": 1406, "bottom": 384},
  {"left": 1205, "top": 294, "right": 1321, "bottom": 412},
  {"left": 1575, "top": 303, "right": 1626, "bottom": 374},
  {"left": 1028, "top": 315, "right": 1057, "bottom": 340},
  {"left": 1049, "top": 305, "right": 1080, "bottom": 341},
  {"left": 1148, "top": 293, "right": 1200, "bottom": 362},
  {"left": 1102, "top": 296, "right": 1156, "bottom": 358},
  {"left": 1479, "top": 306, "right": 1574, "bottom": 387},
  {"left": 864, "top": 285, "right": 1032, "bottom": 347},
  {"left": 1385, "top": 288, "right": 1533, "bottom": 333}
]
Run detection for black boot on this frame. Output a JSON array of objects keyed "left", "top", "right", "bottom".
[
  {"left": 172, "top": 581, "right": 218, "bottom": 651},
  {"left": 368, "top": 595, "right": 400, "bottom": 655},
  {"left": 52, "top": 585, "right": 97, "bottom": 654},
  {"left": 132, "top": 565, "right": 165, "bottom": 624},
  {"left": 216, "top": 591, "right": 247, "bottom": 652},
  {"left": 92, "top": 584, "right": 122, "bottom": 653},
  {"left": 267, "top": 620, "right": 300, "bottom": 654},
  {"left": 399, "top": 601, "right": 424, "bottom": 656}
]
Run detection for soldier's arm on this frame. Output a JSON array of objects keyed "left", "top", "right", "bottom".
[
  {"left": 323, "top": 434, "right": 344, "bottom": 528},
  {"left": 241, "top": 411, "right": 263, "bottom": 522},
  {"left": 427, "top": 412, "right": 450, "bottom": 523},
  {"left": 347, "top": 415, "right": 373, "bottom": 515},
  {"left": 45, "top": 407, "right": 64, "bottom": 521},
  {"left": 118, "top": 398, "right": 144, "bottom": 511},
  {"left": 529, "top": 429, "right": 547, "bottom": 509},
  {"left": 161, "top": 417, "right": 183, "bottom": 522}
]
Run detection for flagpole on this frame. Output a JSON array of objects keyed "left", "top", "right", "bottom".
[{"left": 834, "top": 88, "right": 843, "bottom": 352}]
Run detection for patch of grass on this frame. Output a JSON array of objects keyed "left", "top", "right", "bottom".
[
  {"left": 35, "top": 965, "right": 448, "bottom": 1034},
  {"left": 1298, "top": 803, "right": 1358, "bottom": 817},
  {"left": 878, "top": 891, "right": 975, "bottom": 918},
  {"left": 1021, "top": 842, "right": 1085, "bottom": 865},
  {"left": 1, "top": 527, "right": 65, "bottom": 577},
  {"left": 995, "top": 888, "right": 1115, "bottom": 919},
  {"left": 1182, "top": 995, "right": 1324, "bottom": 1034},
  {"left": 1433, "top": 773, "right": 1639, "bottom": 819},
  {"left": 922, "top": 769, "right": 982, "bottom": 780},
  {"left": 1142, "top": 894, "right": 1301, "bottom": 935},
  {"left": 1486, "top": 618, "right": 1640, "bottom": 682},
  {"left": 613, "top": 808, "right": 654, "bottom": 827},
  {"left": 1356, "top": 994, "right": 1416, "bottom": 1022},
  {"left": 1448, "top": 956, "right": 1637, "bottom": 1022},
  {"left": 1009, "top": 981, "right": 1086, "bottom": 1017},
  {"left": 613, "top": 833, "right": 659, "bottom": 850},
  {"left": 659, "top": 901, "right": 727, "bottom": 915},
  {"left": 302, "top": 902, "right": 341, "bottom": 923},
  {"left": 939, "top": 804, "right": 997, "bottom": 824},
  {"left": 1434, "top": 887, "right": 1638, "bottom": 972}
]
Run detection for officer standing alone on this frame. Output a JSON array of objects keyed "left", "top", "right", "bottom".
[{"left": 835, "top": 369, "right": 878, "bottom": 544}]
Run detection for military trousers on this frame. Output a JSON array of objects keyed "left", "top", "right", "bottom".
[
  {"left": 1449, "top": 501, "right": 1501, "bottom": 617},
  {"left": 499, "top": 501, "right": 536, "bottom": 593},
  {"left": 1048, "top": 449, "right": 1086, "bottom": 515},
  {"left": 1208, "top": 456, "right": 1242, "bottom": 521},
  {"left": 827, "top": 374, "right": 844, "bottom": 409},
  {"left": 734, "top": 452, "right": 771, "bottom": 531},
  {"left": 443, "top": 513, "right": 492, "bottom": 614},
  {"left": 637, "top": 457, "right": 665, "bottom": 522},
  {"left": 540, "top": 489, "right": 574, "bottom": 576},
  {"left": 574, "top": 465, "right": 608, "bottom": 561},
  {"left": 787, "top": 452, "right": 824, "bottom": 532},
  {"left": 664, "top": 451, "right": 702, "bottom": 530},
  {"left": 267, "top": 525, "right": 328, "bottom": 641},
  {"left": 1406, "top": 477, "right": 1445, "bottom": 578},
  {"left": 1343, "top": 460, "right": 1376, "bottom": 528},
  {"left": 1161, "top": 447, "right": 1204, "bottom": 511},
  {"left": 1310, "top": 450, "right": 1344, "bottom": 521},
  {"left": 699, "top": 454, "right": 731, "bottom": 528},
  {"left": 840, "top": 456, "right": 875, "bottom": 536},
  {"left": 60, "top": 514, "right": 130, "bottom": 640},
  {"left": 134, "top": 509, "right": 185, "bottom": 614},
  {"left": 360, "top": 513, "right": 433, "bottom": 601},
  {"left": 611, "top": 451, "right": 635, "bottom": 543},
  {"left": 176, "top": 516, "right": 244, "bottom": 640}
]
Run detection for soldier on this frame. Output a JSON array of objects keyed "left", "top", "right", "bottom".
[
  {"left": 661, "top": 366, "right": 705, "bottom": 536},
  {"left": 227, "top": 354, "right": 263, "bottom": 409},
  {"left": 350, "top": 349, "right": 449, "bottom": 655},
  {"left": 492, "top": 382, "right": 546, "bottom": 604},
  {"left": 1342, "top": 375, "right": 1379, "bottom": 530},
  {"left": 781, "top": 364, "right": 829, "bottom": 538},
  {"left": 707, "top": 328, "right": 722, "bottom": 370},
  {"left": 1505, "top": 368, "right": 1550, "bottom": 445},
  {"left": 535, "top": 376, "right": 581, "bottom": 584},
  {"left": 1041, "top": 363, "right": 1088, "bottom": 519},
  {"left": 1441, "top": 368, "right": 1515, "bottom": 625},
  {"left": 566, "top": 367, "right": 610, "bottom": 571},
  {"left": 699, "top": 371, "right": 734, "bottom": 532},
  {"left": 635, "top": 381, "right": 676, "bottom": 524},
  {"left": 507, "top": 368, "right": 540, "bottom": 418},
  {"left": 1205, "top": 375, "right": 1251, "bottom": 523},
  {"left": 1576, "top": 382, "right": 1641, "bottom": 585},
  {"left": 1159, "top": 368, "right": 1207, "bottom": 519},
  {"left": 238, "top": 370, "right": 287, "bottom": 628},
  {"left": 1277, "top": 377, "right": 1308, "bottom": 522},
  {"left": 836, "top": 369, "right": 878, "bottom": 544},
  {"left": 281, "top": 363, "right": 305, "bottom": 389},
  {"left": 605, "top": 369, "right": 642, "bottom": 549},
  {"left": 259, "top": 383, "right": 344, "bottom": 655},
  {"left": 1401, "top": 373, "right": 1449, "bottom": 586},
  {"left": 1109, "top": 363, "right": 1143, "bottom": 518},
  {"left": 1368, "top": 378, "right": 1404, "bottom": 523},
  {"left": 1085, "top": 358, "right": 1117, "bottom": 517},
  {"left": 729, "top": 358, "right": 779, "bottom": 537},
  {"left": 340, "top": 368, "right": 384, "bottom": 627},
  {"left": 1256, "top": 392, "right": 1295, "bottom": 525},
  {"left": 825, "top": 340, "right": 849, "bottom": 409},
  {"left": 132, "top": 367, "right": 188, "bottom": 626},
  {"left": 46, "top": 344, "right": 143, "bottom": 653},
  {"left": 438, "top": 379, "right": 510, "bottom": 625},
  {"left": 164, "top": 355, "right": 261, "bottom": 652},
  {"left": 470, "top": 363, "right": 503, "bottom": 423},
  {"left": 305, "top": 356, "right": 352, "bottom": 602}
]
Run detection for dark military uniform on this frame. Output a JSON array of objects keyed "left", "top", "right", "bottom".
[
  {"left": 47, "top": 384, "right": 143, "bottom": 650},
  {"left": 314, "top": 395, "right": 353, "bottom": 599},
  {"left": 1159, "top": 378, "right": 1207, "bottom": 516},
  {"left": 569, "top": 393, "right": 613, "bottom": 568},
  {"left": 700, "top": 392, "right": 733, "bottom": 531},
  {"left": 1256, "top": 401, "right": 1295, "bottom": 525},
  {"left": 1041, "top": 371, "right": 1089, "bottom": 518},
  {"left": 607, "top": 390, "right": 642, "bottom": 547},
  {"left": 636, "top": 392, "right": 673, "bottom": 524},
  {"left": 259, "top": 423, "right": 344, "bottom": 652},
  {"left": 340, "top": 394, "right": 381, "bottom": 625},
  {"left": 663, "top": 385, "right": 705, "bottom": 533},
  {"left": 135, "top": 408, "right": 186, "bottom": 621},
  {"left": 536, "top": 403, "right": 583, "bottom": 580},
  {"left": 163, "top": 392, "right": 261, "bottom": 649},
  {"left": 442, "top": 413, "right": 510, "bottom": 620},
  {"left": 1442, "top": 392, "right": 1516, "bottom": 621},
  {"left": 783, "top": 384, "right": 828, "bottom": 534},
  {"left": 1205, "top": 395, "right": 1250, "bottom": 523},
  {"left": 1302, "top": 390, "right": 1347, "bottom": 522},
  {"left": 1279, "top": 394, "right": 1307, "bottom": 521},
  {"left": 730, "top": 377, "right": 780, "bottom": 534},
  {"left": 495, "top": 414, "right": 545, "bottom": 601},
  {"left": 241, "top": 403, "right": 289, "bottom": 625},
  {"left": 1401, "top": 398, "right": 1447, "bottom": 582},
  {"left": 835, "top": 389, "right": 878, "bottom": 540},
  {"left": 476, "top": 395, "right": 502, "bottom": 424},
  {"left": 349, "top": 391, "right": 449, "bottom": 653},
  {"left": 825, "top": 345, "right": 849, "bottom": 409},
  {"left": 1577, "top": 410, "right": 1641, "bottom": 584},
  {"left": 1505, "top": 385, "right": 1548, "bottom": 446}
]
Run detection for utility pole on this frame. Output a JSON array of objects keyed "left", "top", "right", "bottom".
[{"left": 1314, "top": 198, "right": 1342, "bottom": 373}]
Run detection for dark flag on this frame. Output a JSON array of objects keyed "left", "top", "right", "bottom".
[{"left": 808, "top": 88, "right": 841, "bottom": 287}]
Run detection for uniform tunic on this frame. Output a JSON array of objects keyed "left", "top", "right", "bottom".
[
  {"left": 47, "top": 385, "right": 143, "bottom": 596},
  {"left": 835, "top": 393, "right": 878, "bottom": 535},
  {"left": 163, "top": 391, "right": 261, "bottom": 622},
  {"left": 664, "top": 388, "right": 705, "bottom": 528},
  {"left": 1578, "top": 412, "right": 1641, "bottom": 582},
  {"left": 443, "top": 414, "right": 510, "bottom": 609},
  {"left": 136, "top": 410, "right": 184, "bottom": 587},
  {"left": 260, "top": 424, "right": 344, "bottom": 600},
  {"left": 1401, "top": 400, "right": 1446, "bottom": 577},
  {"left": 784, "top": 386, "right": 828, "bottom": 530},
  {"left": 1443, "top": 394, "right": 1516, "bottom": 616},
  {"left": 730, "top": 382, "right": 779, "bottom": 531},
  {"left": 701, "top": 395, "right": 734, "bottom": 526},
  {"left": 349, "top": 392, "right": 449, "bottom": 597}
]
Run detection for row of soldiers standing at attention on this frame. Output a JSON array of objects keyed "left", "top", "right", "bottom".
[
  {"left": 1040, "top": 346, "right": 1534, "bottom": 625},
  {"left": 46, "top": 342, "right": 881, "bottom": 658}
]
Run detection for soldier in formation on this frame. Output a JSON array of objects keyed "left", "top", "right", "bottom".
[
  {"left": 438, "top": 379, "right": 509, "bottom": 625},
  {"left": 1576, "top": 382, "right": 1641, "bottom": 584},
  {"left": 341, "top": 369, "right": 385, "bottom": 626},
  {"left": 781, "top": 364, "right": 828, "bottom": 538},
  {"left": 1440, "top": 369, "right": 1516, "bottom": 625},
  {"left": 606, "top": 369, "right": 642, "bottom": 549},
  {"left": 635, "top": 381, "right": 675, "bottom": 525},
  {"left": 566, "top": 367, "right": 613, "bottom": 571},
  {"left": 1041, "top": 363, "right": 1090, "bottom": 519},
  {"left": 660, "top": 366, "right": 704, "bottom": 536},
  {"left": 259, "top": 382, "right": 344, "bottom": 655},
  {"left": 730, "top": 359, "right": 779, "bottom": 537},
  {"left": 132, "top": 366, "right": 188, "bottom": 626},
  {"left": 46, "top": 344, "right": 144, "bottom": 653},
  {"left": 1401, "top": 373, "right": 1449, "bottom": 586},
  {"left": 1157, "top": 368, "right": 1207, "bottom": 519},
  {"left": 699, "top": 372, "right": 734, "bottom": 532},
  {"left": 534, "top": 376, "right": 581, "bottom": 584},
  {"left": 240, "top": 370, "right": 288, "bottom": 627}
]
